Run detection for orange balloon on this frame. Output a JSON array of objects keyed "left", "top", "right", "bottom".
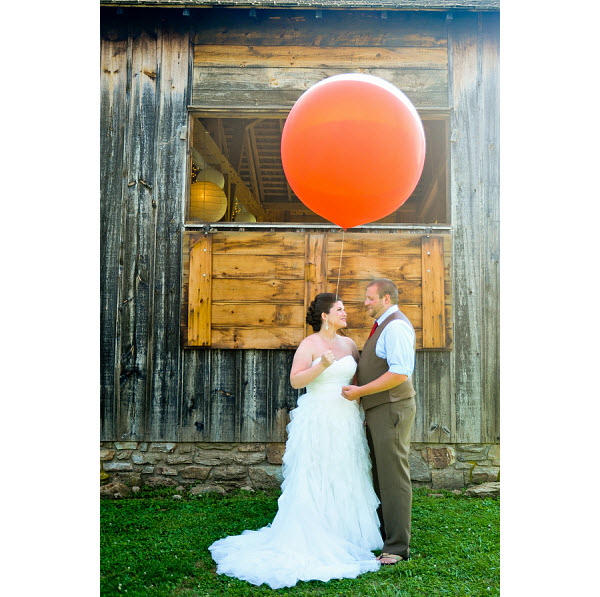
[{"left": 281, "top": 74, "right": 426, "bottom": 229}]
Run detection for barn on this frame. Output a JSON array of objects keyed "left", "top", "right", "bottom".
[{"left": 100, "top": 0, "right": 500, "bottom": 491}]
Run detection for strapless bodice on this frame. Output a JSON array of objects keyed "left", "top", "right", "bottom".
[{"left": 306, "top": 354, "right": 357, "bottom": 393}]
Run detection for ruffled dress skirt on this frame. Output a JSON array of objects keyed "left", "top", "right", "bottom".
[{"left": 209, "top": 355, "right": 383, "bottom": 589}]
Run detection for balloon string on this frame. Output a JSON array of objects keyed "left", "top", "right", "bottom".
[{"left": 335, "top": 229, "right": 345, "bottom": 300}]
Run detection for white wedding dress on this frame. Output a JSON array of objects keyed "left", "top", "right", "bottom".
[{"left": 209, "top": 355, "right": 383, "bottom": 589}]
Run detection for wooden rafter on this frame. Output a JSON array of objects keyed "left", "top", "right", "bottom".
[{"left": 193, "top": 119, "right": 267, "bottom": 221}]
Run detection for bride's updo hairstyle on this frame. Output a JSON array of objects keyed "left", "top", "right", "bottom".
[{"left": 306, "top": 293, "right": 340, "bottom": 332}]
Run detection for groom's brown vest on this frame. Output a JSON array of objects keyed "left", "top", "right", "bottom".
[{"left": 357, "top": 310, "right": 416, "bottom": 410}]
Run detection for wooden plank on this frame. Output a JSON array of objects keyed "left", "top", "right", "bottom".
[
  {"left": 212, "top": 254, "right": 305, "bottom": 279},
  {"left": 326, "top": 255, "right": 423, "bottom": 280},
  {"left": 117, "top": 25, "right": 159, "bottom": 442},
  {"left": 327, "top": 232, "right": 425, "bottom": 256},
  {"left": 194, "top": 45, "right": 447, "bottom": 69},
  {"left": 304, "top": 234, "right": 327, "bottom": 336},
  {"left": 188, "top": 234, "right": 212, "bottom": 346},
  {"left": 449, "top": 12, "right": 483, "bottom": 443},
  {"left": 239, "top": 350, "right": 268, "bottom": 441},
  {"left": 180, "top": 349, "right": 210, "bottom": 442},
  {"left": 192, "top": 66, "right": 448, "bottom": 108},
  {"left": 212, "top": 327, "right": 305, "bottom": 349},
  {"left": 212, "top": 303, "right": 305, "bottom": 327},
  {"left": 212, "top": 278, "right": 305, "bottom": 303},
  {"left": 267, "top": 350, "right": 299, "bottom": 441},
  {"left": 147, "top": 24, "right": 189, "bottom": 440},
  {"left": 190, "top": 9, "right": 448, "bottom": 48},
  {"left": 211, "top": 230, "right": 305, "bottom": 255},
  {"left": 196, "top": 70, "right": 441, "bottom": 97},
  {"left": 480, "top": 12, "right": 500, "bottom": 443},
  {"left": 421, "top": 236, "right": 446, "bottom": 349},
  {"left": 100, "top": 31, "right": 128, "bottom": 441},
  {"left": 207, "top": 349, "right": 239, "bottom": 441},
  {"left": 335, "top": 278, "right": 447, "bottom": 305}
]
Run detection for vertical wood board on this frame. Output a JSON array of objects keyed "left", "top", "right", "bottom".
[
  {"left": 304, "top": 234, "right": 327, "bottom": 337},
  {"left": 479, "top": 12, "right": 500, "bottom": 443},
  {"left": 450, "top": 12, "right": 485, "bottom": 443},
  {"left": 100, "top": 31, "right": 128, "bottom": 440},
  {"left": 147, "top": 25, "right": 190, "bottom": 440},
  {"left": 117, "top": 24, "right": 159, "bottom": 442},
  {"left": 188, "top": 234, "right": 212, "bottom": 346},
  {"left": 421, "top": 236, "right": 446, "bottom": 348}
]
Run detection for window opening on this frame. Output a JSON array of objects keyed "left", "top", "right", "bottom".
[{"left": 187, "top": 113, "right": 448, "bottom": 226}]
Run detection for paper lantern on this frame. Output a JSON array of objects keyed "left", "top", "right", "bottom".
[
  {"left": 195, "top": 167, "right": 225, "bottom": 189},
  {"left": 189, "top": 181, "right": 227, "bottom": 222},
  {"left": 234, "top": 211, "right": 256, "bottom": 223}
]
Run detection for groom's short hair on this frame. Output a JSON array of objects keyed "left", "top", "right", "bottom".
[{"left": 368, "top": 278, "right": 398, "bottom": 304}]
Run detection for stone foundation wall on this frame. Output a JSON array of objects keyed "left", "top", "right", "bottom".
[{"left": 101, "top": 441, "right": 499, "bottom": 493}]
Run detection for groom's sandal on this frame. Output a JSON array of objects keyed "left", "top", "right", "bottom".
[{"left": 377, "top": 552, "right": 408, "bottom": 565}]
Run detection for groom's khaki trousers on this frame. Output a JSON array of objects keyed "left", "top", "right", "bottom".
[{"left": 365, "top": 397, "right": 416, "bottom": 559}]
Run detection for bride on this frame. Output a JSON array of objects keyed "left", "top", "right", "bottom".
[{"left": 209, "top": 293, "right": 383, "bottom": 589}]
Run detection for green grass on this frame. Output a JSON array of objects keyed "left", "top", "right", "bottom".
[{"left": 101, "top": 487, "right": 499, "bottom": 596}]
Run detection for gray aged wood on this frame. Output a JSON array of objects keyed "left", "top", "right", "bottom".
[
  {"left": 100, "top": 7, "right": 499, "bottom": 445},
  {"left": 100, "top": 20, "right": 128, "bottom": 440},
  {"left": 449, "top": 11, "right": 499, "bottom": 443}
]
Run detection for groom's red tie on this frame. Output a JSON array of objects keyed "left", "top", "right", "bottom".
[{"left": 368, "top": 321, "right": 378, "bottom": 339}]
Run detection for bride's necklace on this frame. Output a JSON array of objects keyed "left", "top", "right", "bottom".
[{"left": 319, "top": 330, "right": 338, "bottom": 350}]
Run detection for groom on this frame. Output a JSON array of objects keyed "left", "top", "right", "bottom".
[{"left": 342, "top": 278, "right": 416, "bottom": 565}]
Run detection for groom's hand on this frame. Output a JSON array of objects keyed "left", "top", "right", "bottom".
[{"left": 341, "top": 385, "right": 362, "bottom": 401}]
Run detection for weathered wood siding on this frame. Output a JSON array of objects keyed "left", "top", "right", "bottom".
[
  {"left": 192, "top": 9, "right": 449, "bottom": 110},
  {"left": 100, "top": 7, "right": 499, "bottom": 445},
  {"left": 448, "top": 11, "right": 499, "bottom": 443},
  {"left": 101, "top": 13, "right": 191, "bottom": 440},
  {"left": 182, "top": 230, "right": 452, "bottom": 350}
]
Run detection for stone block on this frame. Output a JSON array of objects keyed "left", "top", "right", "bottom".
[
  {"left": 456, "top": 444, "right": 490, "bottom": 463},
  {"left": 194, "top": 450, "right": 235, "bottom": 466},
  {"left": 488, "top": 444, "right": 500, "bottom": 466},
  {"left": 431, "top": 468, "right": 466, "bottom": 490},
  {"left": 237, "top": 443, "right": 266, "bottom": 452},
  {"left": 132, "top": 453, "right": 163, "bottom": 465},
  {"left": 144, "top": 476, "right": 178, "bottom": 488},
  {"left": 465, "top": 481, "right": 500, "bottom": 498},
  {"left": 424, "top": 446, "right": 455, "bottom": 469},
  {"left": 111, "top": 472, "right": 142, "bottom": 487},
  {"left": 149, "top": 443, "right": 177, "bottom": 453},
  {"left": 179, "top": 444, "right": 192, "bottom": 454},
  {"left": 155, "top": 466, "right": 178, "bottom": 476},
  {"left": 249, "top": 465, "right": 283, "bottom": 489},
  {"left": 116, "top": 450, "right": 132, "bottom": 460},
  {"left": 234, "top": 451, "right": 266, "bottom": 465},
  {"left": 409, "top": 452, "right": 431, "bottom": 482},
  {"left": 190, "top": 485, "right": 227, "bottom": 496},
  {"left": 181, "top": 466, "right": 211, "bottom": 480},
  {"left": 138, "top": 443, "right": 149, "bottom": 452},
  {"left": 103, "top": 462, "right": 133, "bottom": 472},
  {"left": 267, "top": 443, "right": 286, "bottom": 465},
  {"left": 115, "top": 442, "right": 138, "bottom": 450},
  {"left": 166, "top": 454, "right": 194, "bottom": 465},
  {"left": 100, "top": 482, "right": 131, "bottom": 499},
  {"left": 100, "top": 449, "right": 115, "bottom": 461},
  {"left": 210, "top": 466, "right": 247, "bottom": 482},
  {"left": 471, "top": 466, "right": 499, "bottom": 484}
]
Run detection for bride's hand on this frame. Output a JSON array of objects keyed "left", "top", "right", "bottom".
[{"left": 320, "top": 350, "right": 335, "bottom": 368}]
